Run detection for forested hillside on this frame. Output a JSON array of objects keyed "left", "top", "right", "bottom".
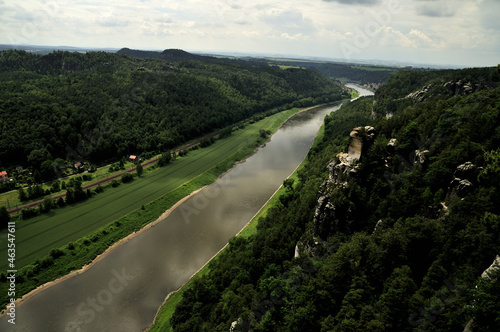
[
  {"left": 0, "top": 49, "right": 345, "bottom": 183},
  {"left": 167, "top": 66, "right": 500, "bottom": 331}
]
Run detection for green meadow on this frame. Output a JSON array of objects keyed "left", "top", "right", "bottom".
[{"left": 0, "top": 108, "right": 299, "bottom": 272}]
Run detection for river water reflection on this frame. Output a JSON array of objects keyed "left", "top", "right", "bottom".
[{"left": 1, "top": 88, "right": 373, "bottom": 331}]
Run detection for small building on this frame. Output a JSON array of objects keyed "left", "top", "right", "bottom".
[
  {"left": 0, "top": 171, "right": 8, "bottom": 182},
  {"left": 74, "top": 162, "right": 83, "bottom": 169},
  {"left": 129, "top": 155, "right": 137, "bottom": 162}
]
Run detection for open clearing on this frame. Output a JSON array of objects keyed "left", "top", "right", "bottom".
[{"left": 0, "top": 109, "right": 298, "bottom": 271}]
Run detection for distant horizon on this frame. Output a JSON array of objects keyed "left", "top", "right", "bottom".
[
  {"left": 1, "top": 0, "right": 499, "bottom": 69},
  {"left": 0, "top": 43, "right": 476, "bottom": 70}
]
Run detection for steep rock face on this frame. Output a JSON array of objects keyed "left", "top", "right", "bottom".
[
  {"left": 348, "top": 126, "right": 376, "bottom": 163},
  {"left": 311, "top": 126, "right": 375, "bottom": 241},
  {"left": 444, "top": 80, "right": 490, "bottom": 96}
]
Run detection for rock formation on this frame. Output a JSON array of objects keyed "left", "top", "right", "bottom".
[
  {"left": 412, "top": 149, "right": 430, "bottom": 165},
  {"left": 448, "top": 162, "right": 478, "bottom": 198},
  {"left": 443, "top": 80, "right": 490, "bottom": 96},
  {"left": 311, "top": 126, "right": 375, "bottom": 241},
  {"left": 348, "top": 126, "right": 376, "bottom": 163},
  {"left": 406, "top": 84, "right": 432, "bottom": 102}
]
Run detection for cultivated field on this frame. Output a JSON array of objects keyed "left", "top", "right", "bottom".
[{"left": 0, "top": 109, "right": 298, "bottom": 271}]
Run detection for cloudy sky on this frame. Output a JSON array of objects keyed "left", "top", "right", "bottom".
[{"left": 0, "top": 0, "right": 499, "bottom": 67}]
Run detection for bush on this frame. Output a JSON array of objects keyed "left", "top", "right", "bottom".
[
  {"left": 49, "top": 248, "right": 64, "bottom": 259},
  {"left": 57, "top": 196, "right": 66, "bottom": 207},
  {"left": 111, "top": 179, "right": 120, "bottom": 187},
  {"left": 158, "top": 152, "right": 172, "bottom": 166},
  {"left": 121, "top": 172, "right": 134, "bottom": 183},
  {"left": 40, "top": 256, "right": 54, "bottom": 268},
  {"left": 219, "top": 126, "right": 233, "bottom": 139}
]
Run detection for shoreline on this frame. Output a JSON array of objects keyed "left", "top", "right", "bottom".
[
  {"left": 0, "top": 102, "right": 340, "bottom": 318},
  {"left": 0, "top": 187, "right": 205, "bottom": 317},
  {"left": 146, "top": 102, "right": 343, "bottom": 331}
]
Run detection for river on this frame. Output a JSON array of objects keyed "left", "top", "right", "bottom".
[{"left": 0, "top": 86, "right": 373, "bottom": 332}]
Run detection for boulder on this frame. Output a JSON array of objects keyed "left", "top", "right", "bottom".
[
  {"left": 387, "top": 138, "right": 397, "bottom": 157},
  {"left": 413, "top": 149, "right": 430, "bottom": 165},
  {"left": 448, "top": 162, "right": 477, "bottom": 198}
]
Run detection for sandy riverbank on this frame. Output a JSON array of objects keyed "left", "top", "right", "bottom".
[{"left": 0, "top": 186, "right": 205, "bottom": 317}]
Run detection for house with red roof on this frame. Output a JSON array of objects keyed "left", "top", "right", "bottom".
[{"left": 0, "top": 171, "right": 8, "bottom": 182}]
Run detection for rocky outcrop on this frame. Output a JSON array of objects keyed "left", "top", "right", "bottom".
[
  {"left": 295, "top": 126, "right": 378, "bottom": 255},
  {"left": 448, "top": 162, "right": 478, "bottom": 198},
  {"left": 413, "top": 149, "right": 430, "bottom": 165},
  {"left": 406, "top": 84, "right": 432, "bottom": 102},
  {"left": 444, "top": 80, "right": 490, "bottom": 96},
  {"left": 348, "top": 126, "right": 376, "bottom": 163},
  {"left": 372, "top": 219, "right": 383, "bottom": 235},
  {"left": 310, "top": 126, "right": 376, "bottom": 241}
]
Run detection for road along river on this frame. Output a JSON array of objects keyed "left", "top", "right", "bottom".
[{"left": 0, "top": 86, "right": 373, "bottom": 332}]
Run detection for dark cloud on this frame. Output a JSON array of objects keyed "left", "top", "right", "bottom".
[
  {"left": 322, "top": 0, "right": 381, "bottom": 6},
  {"left": 416, "top": 2, "right": 456, "bottom": 17}
]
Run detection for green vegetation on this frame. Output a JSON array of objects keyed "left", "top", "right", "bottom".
[
  {"left": 0, "top": 106, "right": 311, "bottom": 309},
  {"left": 163, "top": 67, "right": 500, "bottom": 332},
  {"left": 0, "top": 49, "right": 345, "bottom": 189},
  {"left": 149, "top": 113, "right": 329, "bottom": 332},
  {"left": 266, "top": 59, "right": 403, "bottom": 84}
]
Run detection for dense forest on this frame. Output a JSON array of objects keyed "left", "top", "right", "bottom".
[
  {"left": 0, "top": 49, "right": 346, "bottom": 184},
  {"left": 286, "top": 61, "right": 400, "bottom": 84},
  {"left": 116, "top": 48, "right": 400, "bottom": 85},
  {"left": 168, "top": 66, "right": 500, "bottom": 331}
]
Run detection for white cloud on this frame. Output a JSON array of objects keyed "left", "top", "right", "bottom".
[
  {"left": 322, "top": 0, "right": 381, "bottom": 6},
  {"left": 0, "top": 0, "right": 497, "bottom": 67}
]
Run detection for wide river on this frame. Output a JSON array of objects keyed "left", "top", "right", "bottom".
[{"left": 1, "top": 85, "right": 373, "bottom": 332}]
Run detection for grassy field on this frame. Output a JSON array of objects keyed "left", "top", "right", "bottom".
[
  {"left": 0, "top": 108, "right": 299, "bottom": 271},
  {"left": 147, "top": 122, "right": 327, "bottom": 332},
  {"left": 0, "top": 160, "right": 137, "bottom": 210},
  {"left": 0, "top": 107, "right": 308, "bottom": 309}
]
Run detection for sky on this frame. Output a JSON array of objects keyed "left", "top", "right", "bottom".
[{"left": 0, "top": 0, "right": 499, "bottom": 67}]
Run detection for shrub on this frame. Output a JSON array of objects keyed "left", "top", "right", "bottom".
[
  {"left": 121, "top": 172, "right": 134, "bottom": 183},
  {"left": 41, "top": 256, "right": 54, "bottom": 268},
  {"left": 56, "top": 196, "right": 66, "bottom": 207},
  {"left": 49, "top": 248, "right": 64, "bottom": 259}
]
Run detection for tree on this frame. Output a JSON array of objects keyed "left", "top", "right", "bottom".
[
  {"left": 42, "top": 197, "right": 53, "bottom": 213},
  {"left": 121, "top": 172, "right": 134, "bottom": 183},
  {"left": 18, "top": 188, "right": 27, "bottom": 202},
  {"left": 465, "top": 264, "right": 500, "bottom": 331},
  {"left": 136, "top": 163, "right": 143, "bottom": 177},
  {"left": 0, "top": 206, "right": 10, "bottom": 228},
  {"left": 158, "top": 152, "right": 172, "bottom": 166}
]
